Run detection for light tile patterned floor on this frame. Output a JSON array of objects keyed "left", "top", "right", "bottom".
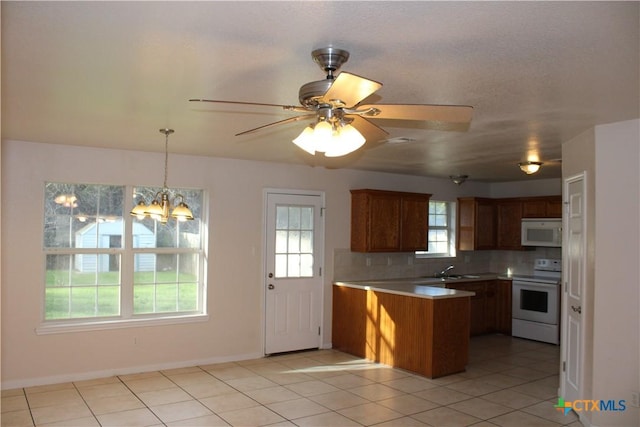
[{"left": 1, "top": 335, "right": 583, "bottom": 426}]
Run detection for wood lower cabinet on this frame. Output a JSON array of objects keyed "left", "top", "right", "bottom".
[
  {"left": 351, "top": 189, "right": 431, "bottom": 252},
  {"left": 447, "top": 280, "right": 512, "bottom": 336},
  {"left": 449, "top": 281, "right": 489, "bottom": 336},
  {"left": 332, "top": 285, "right": 470, "bottom": 378},
  {"left": 495, "top": 279, "right": 512, "bottom": 335}
]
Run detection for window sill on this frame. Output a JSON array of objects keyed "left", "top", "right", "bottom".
[
  {"left": 36, "top": 313, "right": 209, "bottom": 335},
  {"left": 414, "top": 252, "right": 457, "bottom": 259}
]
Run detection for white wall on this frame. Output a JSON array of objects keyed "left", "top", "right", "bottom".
[
  {"left": 1, "top": 139, "right": 503, "bottom": 388},
  {"left": 592, "top": 119, "right": 640, "bottom": 426},
  {"left": 562, "top": 120, "right": 640, "bottom": 426},
  {"left": 490, "top": 178, "right": 562, "bottom": 198}
]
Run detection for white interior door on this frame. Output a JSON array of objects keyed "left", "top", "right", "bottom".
[
  {"left": 264, "top": 191, "right": 324, "bottom": 355},
  {"left": 561, "top": 172, "right": 586, "bottom": 403}
]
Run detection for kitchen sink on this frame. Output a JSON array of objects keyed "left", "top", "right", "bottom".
[
  {"left": 445, "top": 274, "right": 482, "bottom": 280},
  {"left": 420, "top": 274, "right": 482, "bottom": 281}
]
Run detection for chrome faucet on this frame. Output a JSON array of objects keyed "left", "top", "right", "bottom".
[{"left": 436, "top": 265, "right": 455, "bottom": 278}]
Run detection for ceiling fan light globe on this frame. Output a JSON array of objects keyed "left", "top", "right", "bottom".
[
  {"left": 292, "top": 126, "right": 317, "bottom": 155},
  {"left": 312, "top": 121, "right": 333, "bottom": 151},
  {"left": 324, "top": 124, "right": 366, "bottom": 157}
]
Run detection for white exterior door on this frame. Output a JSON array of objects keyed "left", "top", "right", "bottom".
[
  {"left": 264, "top": 191, "right": 324, "bottom": 355},
  {"left": 561, "top": 172, "right": 586, "bottom": 403}
]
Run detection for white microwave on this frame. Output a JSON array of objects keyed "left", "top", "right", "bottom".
[{"left": 521, "top": 219, "right": 562, "bottom": 247}]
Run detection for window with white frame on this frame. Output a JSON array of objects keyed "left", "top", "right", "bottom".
[
  {"left": 416, "top": 200, "right": 456, "bottom": 257},
  {"left": 43, "top": 182, "right": 205, "bottom": 324}
]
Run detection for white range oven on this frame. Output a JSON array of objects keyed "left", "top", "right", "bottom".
[{"left": 511, "top": 258, "right": 562, "bottom": 345}]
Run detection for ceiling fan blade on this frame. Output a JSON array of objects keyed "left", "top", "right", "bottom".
[
  {"left": 235, "top": 114, "right": 316, "bottom": 136},
  {"left": 189, "top": 98, "right": 308, "bottom": 113},
  {"left": 322, "top": 72, "right": 382, "bottom": 108},
  {"left": 350, "top": 115, "right": 389, "bottom": 145},
  {"left": 356, "top": 103, "right": 473, "bottom": 123}
]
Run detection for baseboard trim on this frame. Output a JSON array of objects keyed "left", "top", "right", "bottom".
[{"left": 1, "top": 351, "right": 264, "bottom": 390}]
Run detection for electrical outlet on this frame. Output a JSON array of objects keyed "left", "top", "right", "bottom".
[{"left": 631, "top": 391, "right": 640, "bottom": 408}]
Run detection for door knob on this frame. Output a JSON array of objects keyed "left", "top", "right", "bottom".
[
  {"left": 268, "top": 284, "right": 275, "bottom": 290},
  {"left": 571, "top": 305, "right": 581, "bottom": 314}
]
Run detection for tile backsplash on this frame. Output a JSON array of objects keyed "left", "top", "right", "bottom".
[{"left": 333, "top": 247, "right": 562, "bottom": 281}]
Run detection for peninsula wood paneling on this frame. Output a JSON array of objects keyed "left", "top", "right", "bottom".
[{"left": 332, "top": 285, "right": 470, "bottom": 378}]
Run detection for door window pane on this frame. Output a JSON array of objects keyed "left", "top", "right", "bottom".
[{"left": 274, "top": 204, "right": 314, "bottom": 278}]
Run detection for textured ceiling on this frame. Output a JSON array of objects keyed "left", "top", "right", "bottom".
[{"left": 2, "top": 1, "right": 639, "bottom": 182}]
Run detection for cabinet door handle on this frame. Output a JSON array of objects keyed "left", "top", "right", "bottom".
[
  {"left": 268, "top": 284, "right": 275, "bottom": 290},
  {"left": 571, "top": 305, "right": 581, "bottom": 314}
]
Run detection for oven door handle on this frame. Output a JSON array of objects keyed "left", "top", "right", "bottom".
[{"left": 513, "top": 281, "right": 558, "bottom": 291}]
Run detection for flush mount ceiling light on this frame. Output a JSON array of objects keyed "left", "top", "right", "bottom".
[
  {"left": 130, "top": 129, "right": 194, "bottom": 224},
  {"left": 450, "top": 175, "right": 469, "bottom": 185},
  {"left": 519, "top": 161, "right": 543, "bottom": 175},
  {"left": 292, "top": 107, "right": 365, "bottom": 157}
]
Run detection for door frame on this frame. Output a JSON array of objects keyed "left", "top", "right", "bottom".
[
  {"left": 560, "top": 172, "right": 587, "bottom": 406},
  {"left": 262, "top": 188, "right": 326, "bottom": 355}
]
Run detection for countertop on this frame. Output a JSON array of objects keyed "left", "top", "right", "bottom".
[{"left": 334, "top": 273, "right": 510, "bottom": 300}]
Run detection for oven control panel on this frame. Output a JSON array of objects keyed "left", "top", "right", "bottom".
[{"left": 534, "top": 258, "right": 561, "bottom": 272}]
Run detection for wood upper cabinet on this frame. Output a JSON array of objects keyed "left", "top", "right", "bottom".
[
  {"left": 458, "top": 195, "right": 561, "bottom": 251},
  {"left": 456, "top": 198, "right": 496, "bottom": 251},
  {"left": 350, "top": 189, "right": 431, "bottom": 252},
  {"left": 496, "top": 200, "right": 523, "bottom": 250},
  {"left": 521, "top": 196, "right": 563, "bottom": 218}
]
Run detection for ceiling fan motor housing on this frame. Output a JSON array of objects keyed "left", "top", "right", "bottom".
[
  {"left": 299, "top": 79, "right": 333, "bottom": 108},
  {"left": 299, "top": 47, "right": 351, "bottom": 109}
]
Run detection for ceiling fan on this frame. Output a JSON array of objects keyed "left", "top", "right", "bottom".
[{"left": 190, "top": 47, "right": 473, "bottom": 157}]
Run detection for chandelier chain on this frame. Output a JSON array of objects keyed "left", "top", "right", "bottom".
[{"left": 163, "top": 131, "right": 169, "bottom": 190}]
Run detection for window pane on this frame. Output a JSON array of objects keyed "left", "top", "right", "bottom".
[
  {"left": 132, "top": 187, "right": 202, "bottom": 249},
  {"left": 177, "top": 253, "right": 198, "bottom": 283},
  {"left": 275, "top": 254, "right": 287, "bottom": 277},
  {"left": 45, "top": 183, "right": 124, "bottom": 248},
  {"left": 287, "top": 254, "right": 301, "bottom": 276},
  {"left": 300, "top": 231, "right": 313, "bottom": 253},
  {"left": 275, "top": 230, "right": 288, "bottom": 253},
  {"left": 133, "top": 252, "right": 200, "bottom": 315},
  {"left": 300, "top": 207, "right": 313, "bottom": 229},
  {"left": 178, "top": 283, "right": 198, "bottom": 311},
  {"left": 288, "top": 207, "right": 301, "bottom": 229},
  {"left": 422, "top": 201, "right": 455, "bottom": 257},
  {"left": 288, "top": 230, "right": 300, "bottom": 252},
  {"left": 300, "top": 254, "right": 314, "bottom": 277},
  {"left": 276, "top": 206, "right": 288, "bottom": 229},
  {"left": 134, "top": 284, "right": 155, "bottom": 314},
  {"left": 156, "top": 284, "right": 178, "bottom": 313},
  {"left": 45, "top": 253, "right": 121, "bottom": 320}
]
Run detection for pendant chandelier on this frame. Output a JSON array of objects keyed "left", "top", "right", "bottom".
[
  {"left": 130, "top": 128, "right": 194, "bottom": 224},
  {"left": 292, "top": 107, "right": 365, "bottom": 157}
]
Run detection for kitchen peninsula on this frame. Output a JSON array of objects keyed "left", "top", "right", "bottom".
[{"left": 332, "top": 280, "right": 475, "bottom": 378}]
